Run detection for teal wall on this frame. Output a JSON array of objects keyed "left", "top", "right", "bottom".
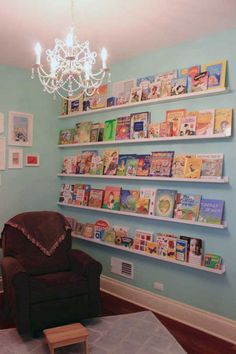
[
  {"left": 0, "top": 65, "right": 59, "bottom": 233},
  {"left": 58, "top": 28, "right": 236, "bottom": 321}
]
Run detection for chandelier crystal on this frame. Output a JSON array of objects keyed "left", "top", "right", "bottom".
[{"left": 31, "top": 0, "right": 109, "bottom": 100}]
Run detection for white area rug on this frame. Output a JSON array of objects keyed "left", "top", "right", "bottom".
[{"left": 0, "top": 311, "right": 186, "bottom": 354}]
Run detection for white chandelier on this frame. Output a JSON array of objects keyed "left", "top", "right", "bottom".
[{"left": 31, "top": 0, "right": 109, "bottom": 100}]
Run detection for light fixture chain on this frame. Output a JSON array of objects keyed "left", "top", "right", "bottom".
[{"left": 70, "top": 0, "right": 75, "bottom": 27}]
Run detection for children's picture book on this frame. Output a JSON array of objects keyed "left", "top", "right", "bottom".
[
  {"left": 136, "top": 154, "right": 151, "bottom": 176},
  {"left": 146, "top": 241, "right": 158, "bottom": 255},
  {"left": 88, "top": 189, "right": 104, "bottom": 208},
  {"left": 94, "top": 219, "right": 109, "bottom": 240},
  {"left": 149, "top": 151, "right": 174, "bottom": 177},
  {"left": 196, "top": 153, "right": 223, "bottom": 179},
  {"left": 82, "top": 223, "right": 95, "bottom": 238},
  {"left": 166, "top": 109, "right": 186, "bottom": 136},
  {"left": 129, "top": 87, "right": 142, "bottom": 103},
  {"left": 148, "top": 123, "right": 161, "bottom": 138},
  {"left": 174, "top": 193, "right": 201, "bottom": 221},
  {"left": 156, "top": 70, "right": 178, "bottom": 97},
  {"left": 148, "top": 81, "right": 161, "bottom": 99},
  {"left": 87, "top": 84, "right": 108, "bottom": 109},
  {"left": 155, "top": 189, "right": 177, "bottom": 218},
  {"left": 179, "top": 114, "right": 197, "bottom": 136},
  {"left": 89, "top": 154, "right": 104, "bottom": 175},
  {"left": 116, "top": 154, "right": 128, "bottom": 176},
  {"left": 103, "top": 150, "right": 119, "bottom": 175},
  {"left": 74, "top": 222, "right": 84, "bottom": 235},
  {"left": 135, "top": 197, "right": 150, "bottom": 214},
  {"left": 176, "top": 239, "right": 188, "bottom": 262},
  {"left": 140, "top": 188, "right": 157, "bottom": 215},
  {"left": 115, "top": 116, "right": 131, "bottom": 140},
  {"left": 167, "top": 237, "right": 177, "bottom": 258},
  {"left": 67, "top": 95, "right": 83, "bottom": 114},
  {"left": 102, "top": 186, "right": 121, "bottom": 210},
  {"left": 136, "top": 75, "right": 155, "bottom": 101},
  {"left": 214, "top": 108, "right": 232, "bottom": 136},
  {"left": 130, "top": 112, "right": 151, "bottom": 139},
  {"left": 112, "top": 79, "right": 135, "bottom": 105},
  {"left": 183, "top": 155, "right": 202, "bottom": 178},
  {"left": 73, "top": 184, "right": 90, "bottom": 206},
  {"left": 113, "top": 225, "right": 130, "bottom": 245},
  {"left": 75, "top": 153, "right": 82, "bottom": 174},
  {"left": 178, "top": 65, "right": 200, "bottom": 92},
  {"left": 171, "top": 77, "right": 187, "bottom": 96},
  {"left": 79, "top": 150, "right": 97, "bottom": 174},
  {"left": 120, "top": 190, "right": 140, "bottom": 213},
  {"left": 125, "top": 155, "right": 138, "bottom": 176},
  {"left": 90, "top": 123, "right": 100, "bottom": 142},
  {"left": 156, "top": 233, "right": 168, "bottom": 257},
  {"left": 60, "top": 98, "right": 68, "bottom": 115},
  {"left": 196, "top": 109, "right": 215, "bottom": 135},
  {"left": 204, "top": 253, "right": 223, "bottom": 269},
  {"left": 189, "top": 237, "right": 203, "bottom": 266},
  {"left": 102, "top": 228, "right": 116, "bottom": 244},
  {"left": 198, "top": 199, "right": 224, "bottom": 224},
  {"left": 171, "top": 154, "right": 187, "bottom": 178},
  {"left": 159, "top": 122, "right": 173, "bottom": 137},
  {"left": 61, "top": 156, "right": 77, "bottom": 174},
  {"left": 191, "top": 71, "right": 208, "bottom": 92},
  {"left": 58, "top": 128, "right": 75, "bottom": 145},
  {"left": 98, "top": 123, "right": 104, "bottom": 142},
  {"left": 59, "top": 184, "right": 74, "bottom": 204},
  {"left": 104, "top": 119, "right": 117, "bottom": 141},
  {"left": 201, "top": 60, "right": 227, "bottom": 90},
  {"left": 78, "top": 121, "right": 92, "bottom": 143},
  {"left": 179, "top": 235, "right": 191, "bottom": 261},
  {"left": 107, "top": 97, "right": 116, "bottom": 107},
  {"left": 133, "top": 229, "right": 153, "bottom": 252}
]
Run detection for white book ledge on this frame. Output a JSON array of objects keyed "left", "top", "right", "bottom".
[
  {"left": 72, "top": 233, "right": 226, "bottom": 275},
  {"left": 58, "top": 132, "right": 230, "bottom": 148},
  {"left": 57, "top": 173, "right": 229, "bottom": 184},
  {"left": 58, "top": 87, "right": 228, "bottom": 119},
  {"left": 58, "top": 203, "right": 227, "bottom": 229}
]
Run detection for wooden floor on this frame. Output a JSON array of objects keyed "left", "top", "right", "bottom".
[
  {"left": 0, "top": 291, "right": 235, "bottom": 354},
  {"left": 100, "top": 291, "right": 236, "bottom": 354}
]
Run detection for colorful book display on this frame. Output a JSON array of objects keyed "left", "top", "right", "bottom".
[{"left": 155, "top": 189, "right": 177, "bottom": 218}]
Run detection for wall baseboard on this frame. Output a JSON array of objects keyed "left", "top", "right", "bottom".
[{"left": 101, "top": 275, "right": 236, "bottom": 344}]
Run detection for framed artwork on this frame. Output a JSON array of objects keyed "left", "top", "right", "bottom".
[
  {"left": 25, "top": 154, "right": 40, "bottom": 166},
  {"left": 0, "top": 112, "right": 4, "bottom": 133},
  {"left": 8, "top": 111, "right": 33, "bottom": 146},
  {"left": 8, "top": 147, "right": 23, "bottom": 169},
  {"left": 0, "top": 137, "right": 6, "bottom": 170}
]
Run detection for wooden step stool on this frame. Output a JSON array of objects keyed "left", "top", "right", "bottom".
[{"left": 43, "top": 322, "right": 89, "bottom": 354}]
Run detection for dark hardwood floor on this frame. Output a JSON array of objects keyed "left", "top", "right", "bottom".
[{"left": 0, "top": 291, "right": 235, "bottom": 354}]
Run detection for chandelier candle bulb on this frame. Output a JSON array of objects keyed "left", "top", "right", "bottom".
[
  {"left": 34, "top": 42, "right": 41, "bottom": 65},
  {"left": 101, "top": 47, "right": 108, "bottom": 70}
]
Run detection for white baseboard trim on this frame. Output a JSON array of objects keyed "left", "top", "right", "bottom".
[{"left": 100, "top": 275, "right": 236, "bottom": 344}]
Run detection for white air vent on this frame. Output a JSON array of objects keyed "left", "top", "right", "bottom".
[{"left": 111, "top": 257, "right": 134, "bottom": 279}]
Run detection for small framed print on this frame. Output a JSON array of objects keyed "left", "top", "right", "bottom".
[
  {"left": 25, "top": 154, "right": 40, "bottom": 166},
  {"left": 8, "top": 147, "right": 23, "bottom": 169},
  {"left": 8, "top": 111, "right": 33, "bottom": 146}
]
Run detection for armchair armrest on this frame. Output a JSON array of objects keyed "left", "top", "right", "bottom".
[
  {"left": 1, "top": 256, "right": 30, "bottom": 334},
  {"left": 69, "top": 249, "right": 102, "bottom": 279}
]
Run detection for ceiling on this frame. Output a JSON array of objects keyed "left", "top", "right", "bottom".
[{"left": 1, "top": 0, "right": 236, "bottom": 71}]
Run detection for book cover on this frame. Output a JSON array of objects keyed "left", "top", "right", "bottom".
[
  {"left": 75, "top": 153, "right": 82, "bottom": 174},
  {"left": 87, "top": 84, "right": 108, "bottom": 109},
  {"left": 179, "top": 114, "right": 197, "bottom": 136},
  {"left": 196, "top": 109, "right": 215, "bottom": 135},
  {"left": 115, "top": 116, "right": 131, "bottom": 140},
  {"left": 148, "top": 123, "right": 161, "bottom": 138},
  {"left": 78, "top": 121, "right": 92, "bottom": 143},
  {"left": 107, "top": 97, "right": 116, "bottom": 107},
  {"left": 149, "top": 151, "right": 174, "bottom": 177},
  {"left": 198, "top": 199, "right": 224, "bottom": 224},
  {"left": 61, "top": 156, "right": 77, "bottom": 174},
  {"left": 167, "top": 237, "right": 177, "bottom": 258},
  {"left": 60, "top": 98, "right": 68, "bottom": 115},
  {"left": 74, "top": 184, "right": 90, "bottom": 206},
  {"left": 179, "top": 235, "right": 191, "bottom": 261},
  {"left": 140, "top": 188, "right": 157, "bottom": 215},
  {"left": 202, "top": 60, "right": 227, "bottom": 90},
  {"left": 136, "top": 154, "right": 151, "bottom": 176},
  {"left": 174, "top": 193, "right": 201, "bottom": 221},
  {"left": 171, "top": 77, "right": 187, "bottom": 96},
  {"left": 166, "top": 109, "right": 186, "bottom": 136},
  {"left": 130, "top": 111, "right": 151, "bottom": 139},
  {"left": 156, "top": 233, "right": 169, "bottom": 257},
  {"left": 178, "top": 65, "right": 200, "bottom": 92},
  {"left": 90, "top": 123, "right": 100, "bottom": 142},
  {"left": 176, "top": 239, "right": 188, "bottom": 262},
  {"left": 204, "top": 253, "right": 223, "bottom": 269},
  {"left": 113, "top": 225, "right": 129, "bottom": 243},
  {"left": 88, "top": 189, "right": 104, "bottom": 208},
  {"left": 133, "top": 229, "right": 153, "bottom": 252},
  {"left": 98, "top": 123, "right": 104, "bottom": 141},
  {"left": 135, "top": 197, "right": 150, "bottom": 214},
  {"left": 103, "top": 150, "right": 119, "bottom": 175},
  {"left": 156, "top": 70, "right": 178, "bottom": 97},
  {"left": 120, "top": 190, "right": 140, "bottom": 213},
  {"left": 59, "top": 184, "right": 74, "bottom": 204},
  {"left": 129, "top": 87, "right": 142, "bottom": 103},
  {"left": 89, "top": 154, "right": 104, "bottom": 175},
  {"left": 191, "top": 71, "right": 208, "bottom": 92},
  {"left": 102, "top": 186, "right": 121, "bottom": 210},
  {"left": 79, "top": 150, "right": 97, "bottom": 174},
  {"left": 94, "top": 219, "right": 110, "bottom": 240},
  {"left": 82, "top": 223, "right": 95, "bottom": 238},
  {"left": 196, "top": 153, "right": 223, "bottom": 179},
  {"left": 146, "top": 241, "right": 158, "bottom": 255},
  {"left": 136, "top": 75, "right": 155, "bottom": 101},
  {"left": 171, "top": 154, "right": 187, "bottom": 178},
  {"left": 125, "top": 155, "right": 138, "bottom": 176},
  {"left": 112, "top": 79, "right": 135, "bottom": 105},
  {"left": 159, "top": 122, "right": 173, "bottom": 137},
  {"left": 116, "top": 154, "right": 129, "bottom": 176},
  {"left": 189, "top": 237, "right": 203, "bottom": 266},
  {"left": 104, "top": 119, "right": 117, "bottom": 141},
  {"left": 214, "top": 108, "right": 232, "bottom": 136},
  {"left": 58, "top": 128, "right": 75, "bottom": 145},
  {"left": 155, "top": 189, "right": 177, "bottom": 218},
  {"left": 68, "top": 95, "right": 83, "bottom": 114},
  {"left": 183, "top": 155, "right": 202, "bottom": 178},
  {"left": 148, "top": 81, "right": 161, "bottom": 99},
  {"left": 102, "top": 228, "right": 116, "bottom": 244}
]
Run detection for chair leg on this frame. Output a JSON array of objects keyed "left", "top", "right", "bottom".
[{"left": 84, "top": 339, "right": 89, "bottom": 354}]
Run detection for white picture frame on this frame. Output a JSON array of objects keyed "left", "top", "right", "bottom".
[
  {"left": 0, "top": 136, "right": 6, "bottom": 170},
  {"left": 25, "top": 154, "right": 40, "bottom": 167},
  {"left": 8, "top": 111, "right": 33, "bottom": 146},
  {"left": 8, "top": 147, "right": 23, "bottom": 169}
]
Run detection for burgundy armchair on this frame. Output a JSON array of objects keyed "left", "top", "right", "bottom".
[{"left": 0, "top": 211, "right": 102, "bottom": 336}]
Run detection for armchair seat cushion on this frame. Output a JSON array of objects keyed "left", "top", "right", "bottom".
[{"left": 30, "top": 271, "right": 88, "bottom": 303}]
